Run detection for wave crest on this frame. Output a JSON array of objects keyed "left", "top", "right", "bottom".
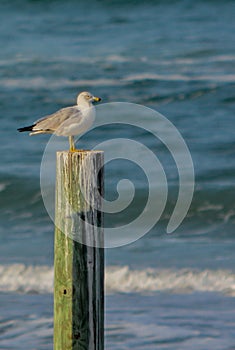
[{"left": 0, "top": 264, "right": 235, "bottom": 296}]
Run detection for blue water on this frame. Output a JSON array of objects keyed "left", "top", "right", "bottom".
[{"left": 1, "top": 0, "right": 235, "bottom": 348}]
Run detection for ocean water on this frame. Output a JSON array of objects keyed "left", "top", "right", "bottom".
[{"left": 1, "top": 0, "right": 235, "bottom": 348}]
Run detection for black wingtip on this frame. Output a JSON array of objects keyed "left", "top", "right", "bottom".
[{"left": 17, "top": 124, "right": 35, "bottom": 132}]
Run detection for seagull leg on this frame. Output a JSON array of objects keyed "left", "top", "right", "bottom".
[
  {"left": 69, "top": 136, "right": 85, "bottom": 152},
  {"left": 69, "top": 136, "right": 75, "bottom": 151}
]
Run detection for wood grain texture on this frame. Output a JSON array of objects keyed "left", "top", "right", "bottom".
[{"left": 54, "top": 151, "right": 104, "bottom": 350}]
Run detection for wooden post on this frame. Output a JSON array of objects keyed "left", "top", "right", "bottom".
[{"left": 54, "top": 151, "right": 104, "bottom": 350}]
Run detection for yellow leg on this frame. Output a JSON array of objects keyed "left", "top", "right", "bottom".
[
  {"left": 68, "top": 136, "right": 85, "bottom": 152},
  {"left": 69, "top": 136, "right": 75, "bottom": 151}
]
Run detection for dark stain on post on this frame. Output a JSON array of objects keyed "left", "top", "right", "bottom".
[{"left": 74, "top": 331, "right": 81, "bottom": 340}]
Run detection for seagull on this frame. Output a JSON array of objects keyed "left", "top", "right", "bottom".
[{"left": 17, "top": 91, "right": 101, "bottom": 151}]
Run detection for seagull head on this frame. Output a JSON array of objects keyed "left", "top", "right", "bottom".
[{"left": 77, "top": 91, "right": 101, "bottom": 106}]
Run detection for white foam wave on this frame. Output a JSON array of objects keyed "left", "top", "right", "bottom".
[
  {"left": 0, "top": 264, "right": 235, "bottom": 296},
  {"left": 0, "top": 264, "right": 53, "bottom": 293},
  {"left": 2, "top": 71, "right": 235, "bottom": 90},
  {"left": 106, "top": 266, "right": 235, "bottom": 295},
  {"left": 2, "top": 77, "right": 121, "bottom": 89},
  {"left": 124, "top": 73, "right": 235, "bottom": 83},
  {"left": 1, "top": 53, "right": 235, "bottom": 67}
]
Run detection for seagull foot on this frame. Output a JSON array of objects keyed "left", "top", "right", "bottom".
[{"left": 69, "top": 149, "right": 85, "bottom": 152}]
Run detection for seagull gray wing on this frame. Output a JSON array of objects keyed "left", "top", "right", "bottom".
[{"left": 33, "top": 106, "right": 83, "bottom": 132}]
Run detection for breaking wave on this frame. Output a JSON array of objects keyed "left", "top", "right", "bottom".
[{"left": 1, "top": 264, "right": 235, "bottom": 296}]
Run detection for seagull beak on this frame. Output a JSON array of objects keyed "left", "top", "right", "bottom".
[{"left": 93, "top": 96, "right": 101, "bottom": 102}]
